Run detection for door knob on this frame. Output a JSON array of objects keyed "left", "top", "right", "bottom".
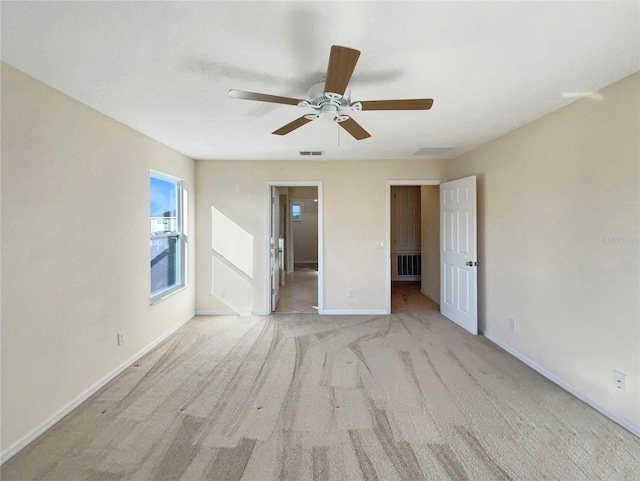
[{"left": 465, "top": 261, "right": 473, "bottom": 266}]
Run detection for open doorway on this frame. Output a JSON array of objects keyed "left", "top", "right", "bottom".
[
  {"left": 387, "top": 180, "right": 441, "bottom": 313},
  {"left": 267, "top": 182, "right": 323, "bottom": 314}
]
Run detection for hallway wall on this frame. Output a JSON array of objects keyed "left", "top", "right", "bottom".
[
  {"left": 292, "top": 199, "right": 318, "bottom": 264},
  {"left": 420, "top": 185, "right": 440, "bottom": 303}
]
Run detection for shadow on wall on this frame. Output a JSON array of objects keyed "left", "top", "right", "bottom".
[{"left": 211, "top": 206, "right": 254, "bottom": 314}]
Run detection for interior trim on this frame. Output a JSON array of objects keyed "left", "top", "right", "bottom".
[
  {"left": 420, "top": 288, "right": 440, "bottom": 306},
  {"left": 195, "top": 311, "right": 237, "bottom": 316},
  {"left": 266, "top": 181, "right": 323, "bottom": 315},
  {"left": 385, "top": 180, "right": 441, "bottom": 314},
  {"left": 322, "top": 309, "right": 388, "bottom": 315}
]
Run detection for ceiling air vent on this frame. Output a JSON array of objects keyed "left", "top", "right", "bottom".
[
  {"left": 299, "top": 151, "right": 324, "bottom": 156},
  {"left": 412, "top": 147, "right": 455, "bottom": 157}
]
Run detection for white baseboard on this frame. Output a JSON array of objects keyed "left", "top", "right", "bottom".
[
  {"left": 322, "top": 309, "right": 388, "bottom": 315},
  {"left": 481, "top": 330, "right": 640, "bottom": 439},
  {"left": 195, "top": 310, "right": 237, "bottom": 316},
  {"left": 420, "top": 289, "right": 440, "bottom": 306},
  {"left": 0, "top": 311, "right": 196, "bottom": 464}
]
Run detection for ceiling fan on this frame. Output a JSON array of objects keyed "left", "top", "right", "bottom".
[{"left": 228, "top": 45, "right": 434, "bottom": 140}]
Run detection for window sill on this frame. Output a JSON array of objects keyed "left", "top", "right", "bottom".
[{"left": 150, "top": 284, "right": 187, "bottom": 306}]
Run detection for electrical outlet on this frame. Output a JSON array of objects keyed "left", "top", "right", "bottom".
[
  {"left": 117, "top": 332, "right": 124, "bottom": 346},
  {"left": 613, "top": 370, "right": 626, "bottom": 391},
  {"left": 347, "top": 289, "right": 354, "bottom": 298},
  {"left": 375, "top": 240, "right": 385, "bottom": 249},
  {"left": 509, "top": 318, "right": 517, "bottom": 331}
]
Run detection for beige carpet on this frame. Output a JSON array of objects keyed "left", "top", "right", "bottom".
[{"left": 3, "top": 285, "right": 639, "bottom": 480}]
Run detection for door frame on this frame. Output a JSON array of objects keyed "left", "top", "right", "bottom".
[
  {"left": 270, "top": 186, "right": 281, "bottom": 312},
  {"left": 385, "top": 180, "right": 441, "bottom": 314},
  {"left": 266, "top": 181, "right": 323, "bottom": 314}
]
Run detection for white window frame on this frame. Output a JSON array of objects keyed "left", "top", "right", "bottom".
[{"left": 150, "top": 170, "right": 188, "bottom": 304}]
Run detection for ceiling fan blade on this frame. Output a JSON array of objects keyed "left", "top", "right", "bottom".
[
  {"left": 338, "top": 117, "right": 371, "bottom": 140},
  {"left": 228, "top": 89, "right": 302, "bottom": 106},
  {"left": 272, "top": 116, "right": 315, "bottom": 136},
  {"left": 324, "top": 46, "right": 360, "bottom": 97},
  {"left": 357, "top": 99, "right": 434, "bottom": 110}
]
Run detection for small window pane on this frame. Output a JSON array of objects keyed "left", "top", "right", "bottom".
[
  {"left": 151, "top": 236, "right": 180, "bottom": 296},
  {"left": 292, "top": 204, "right": 301, "bottom": 222},
  {"left": 150, "top": 176, "right": 178, "bottom": 234}
]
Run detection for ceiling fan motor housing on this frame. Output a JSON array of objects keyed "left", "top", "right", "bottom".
[{"left": 299, "top": 81, "right": 351, "bottom": 115}]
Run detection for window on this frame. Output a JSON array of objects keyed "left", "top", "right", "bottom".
[
  {"left": 150, "top": 172, "right": 187, "bottom": 302},
  {"left": 292, "top": 203, "right": 301, "bottom": 222}
]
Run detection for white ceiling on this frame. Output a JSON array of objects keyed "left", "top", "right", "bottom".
[{"left": 2, "top": 1, "right": 638, "bottom": 161}]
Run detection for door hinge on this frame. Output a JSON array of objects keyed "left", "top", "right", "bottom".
[{"left": 272, "top": 288, "right": 275, "bottom": 294}]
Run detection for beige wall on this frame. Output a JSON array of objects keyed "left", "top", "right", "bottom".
[
  {"left": 0, "top": 64, "right": 196, "bottom": 453},
  {"left": 447, "top": 73, "right": 640, "bottom": 430},
  {"left": 292, "top": 199, "right": 319, "bottom": 264},
  {"left": 195, "top": 160, "right": 448, "bottom": 315},
  {"left": 290, "top": 186, "right": 319, "bottom": 264},
  {"left": 289, "top": 186, "right": 318, "bottom": 200},
  {"left": 420, "top": 185, "right": 440, "bottom": 303}
]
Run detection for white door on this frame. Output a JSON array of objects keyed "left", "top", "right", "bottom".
[
  {"left": 271, "top": 186, "right": 280, "bottom": 311},
  {"left": 440, "top": 176, "right": 478, "bottom": 334}
]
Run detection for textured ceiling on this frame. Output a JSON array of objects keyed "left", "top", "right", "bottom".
[{"left": 2, "top": 1, "right": 639, "bottom": 161}]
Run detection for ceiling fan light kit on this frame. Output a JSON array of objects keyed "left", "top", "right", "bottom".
[{"left": 228, "top": 45, "right": 433, "bottom": 141}]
